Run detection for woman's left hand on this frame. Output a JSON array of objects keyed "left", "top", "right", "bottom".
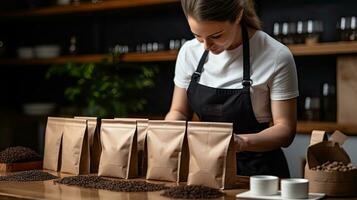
[{"left": 234, "top": 134, "right": 247, "bottom": 152}]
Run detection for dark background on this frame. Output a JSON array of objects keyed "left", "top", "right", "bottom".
[{"left": 0, "top": 0, "right": 356, "bottom": 153}]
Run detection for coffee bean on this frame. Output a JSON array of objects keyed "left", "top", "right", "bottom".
[
  {"left": 0, "top": 146, "right": 42, "bottom": 163},
  {"left": 0, "top": 170, "right": 58, "bottom": 182},
  {"left": 312, "top": 161, "right": 356, "bottom": 172},
  {"left": 161, "top": 185, "right": 225, "bottom": 199},
  {"left": 55, "top": 175, "right": 168, "bottom": 192}
]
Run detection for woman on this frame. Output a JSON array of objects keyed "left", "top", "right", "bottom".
[{"left": 165, "top": 0, "right": 298, "bottom": 178}]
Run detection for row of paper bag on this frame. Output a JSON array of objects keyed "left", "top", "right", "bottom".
[{"left": 43, "top": 117, "right": 238, "bottom": 189}]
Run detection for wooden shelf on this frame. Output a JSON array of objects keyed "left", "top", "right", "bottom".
[
  {"left": 0, "top": 0, "right": 179, "bottom": 18},
  {"left": 297, "top": 121, "right": 357, "bottom": 135},
  {"left": 288, "top": 41, "right": 357, "bottom": 56},
  {"left": 0, "top": 50, "right": 178, "bottom": 66},
  {"left": 1, "top": 41, "right": 357, "bottom": 65},
  {"left": 116, "top": 50, "right": 178, "bottom": 62},
  {"left": 0, "top": 54, "right": 110, "bottom": 66}
]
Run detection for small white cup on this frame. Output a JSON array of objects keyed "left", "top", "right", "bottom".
[
  {"left": 281, "top": 178, "right": 309, "bottom": 199},
  {"left": 250, "top": 175, "right": 279, "bottom": 196}
]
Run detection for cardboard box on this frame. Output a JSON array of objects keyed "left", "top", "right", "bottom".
[{"left": 304, "top": 130, "right": 357, "bottom": 197}]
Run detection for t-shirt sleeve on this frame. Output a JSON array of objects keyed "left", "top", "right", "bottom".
[
  {"left": 269, "top": 46, "right": 299, "bottom": 100},
  {"left": 173, "top": 43, "right": 193, "bottom": 89}
]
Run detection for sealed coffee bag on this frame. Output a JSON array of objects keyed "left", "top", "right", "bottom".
[
  {"left": 98, "top": 119, "right": 137, "bottom": 179},
  {"left": 43, "top": 117, "right": 66, "bottom": 171},
  {"left": 146, "top": 120, "right": 188, "bottom": 182},
  {"left": 187, "top": 121, "right": 236, "bottom": 189},
  {"left": 115, "top": 118, "right": 149, "bottom": 177},
  {"left": 75, "top": 116, "right": 101, "bottom": 173},
  {"left": 60, "top": 118, "right": 89, "bottom": 175}
]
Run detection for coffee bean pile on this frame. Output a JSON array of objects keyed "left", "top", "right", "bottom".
[
  {"left": 0, "top": 146, "right": 42, "bottom": 163},
  {"left": 311, "top": 161, "right": 357, "bottom": 172},
  {"left": 161, "top": 185, "right": 225, "bottom": 199},
  {"left": 0, "top": 170, "right": 58, "bottom": 182},
  {"left": 55, "top": 175, "right": 168, "bottom": 192}
]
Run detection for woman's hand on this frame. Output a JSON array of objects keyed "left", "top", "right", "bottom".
[
  {"left": 234, "top": 134, "right": 247, "bottom": 152},
  {"left": 165, "top": 86, "right": 193, "bottom": 120}
]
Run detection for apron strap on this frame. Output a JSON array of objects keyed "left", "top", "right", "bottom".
[
  {"left": 242, "top": 23, "right": 252, "bottom": 87},
  {"left": 191, "top": 50, "right": 209, "bottom": 82},
  {"left": 191, "top": 23, "right": 252, "bottom": 86}
]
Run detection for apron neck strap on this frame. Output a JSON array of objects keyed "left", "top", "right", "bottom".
[
  {"left": 191, "top": 50, "right": 208, "bottom": 82},
  {"left": 191, "top": 23, "right": 252, "bottom": 87},
  {"left": 242, "top": 22, "right": 252, "bottom": 87}
]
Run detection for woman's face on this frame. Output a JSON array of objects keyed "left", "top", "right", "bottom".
[{"left": 188, "top": 16, "right": 241, "bottom": 55}]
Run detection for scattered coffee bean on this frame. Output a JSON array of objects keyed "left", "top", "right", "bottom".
[
  {"left": 311, "top": 161, "right": 357, "bottom": 172},
  {"left": 161, "top": 185, "right": 225, "bottom": 199},
  {"left": 0, "top": 146, "right": 42, "bottom": 163},
  {"left": 55, "top": 175, "right": 168, "bottom": 192},
  {"left": 0, "top": 170, "right": 58, "bottom": 182}
]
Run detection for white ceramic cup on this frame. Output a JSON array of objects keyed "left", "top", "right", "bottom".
[
  {"left": 281, "top": 178, "right": 309, "bottom": 199},
  {"left": 250, "top": 175, "right": 279, "bottom": 196}
]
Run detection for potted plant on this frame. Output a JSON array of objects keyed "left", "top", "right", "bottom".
[{"left": 46, "top": 58, "right": 157, "bottom": 117}]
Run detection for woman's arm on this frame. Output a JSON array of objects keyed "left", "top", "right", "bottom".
[
  {"left": 165, "top": 86, "right": 193, "bottom": 120},
  {"left": 235, "top": 98, "right": 297, "bottom": 152}
]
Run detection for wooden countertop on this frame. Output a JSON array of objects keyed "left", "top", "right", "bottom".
[
  {"left": 0, "top": 171, "right": 245, "bottom": 200},
  {"left": 0, "top": 171, "right": 356, "bottom": 200}
]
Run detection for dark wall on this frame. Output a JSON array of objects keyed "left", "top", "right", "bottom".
[{"left": 256, "top": 0, "right": 357, "bottom": 42}]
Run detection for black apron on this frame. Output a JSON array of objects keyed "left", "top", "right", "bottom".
[{"left": 187, "top": 24, "right": 290, "bottom": 178}]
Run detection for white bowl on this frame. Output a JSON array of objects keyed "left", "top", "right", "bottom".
[
  {"left": 17, "top": 47, "right": 34, "bottom": 59},
  {"left": 23, "top": 103, "right": 56, "bottom": 115},
  {"left": 34, "top": 45, "right": 60, "bottom": 58}
]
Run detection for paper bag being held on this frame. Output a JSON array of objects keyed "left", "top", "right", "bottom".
[{"left": 187, "top": 121, "right": 237, "bottom": 189}]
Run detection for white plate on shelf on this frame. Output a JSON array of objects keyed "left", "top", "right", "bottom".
[
  {"left": 23, "top": 103, "right": 56, "bottom": 116},
  {"left": 236, "top": 191, "right": 325, "bottom": 200}
]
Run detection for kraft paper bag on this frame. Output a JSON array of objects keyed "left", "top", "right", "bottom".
[
  {"left": 60, "top": 118, "right": 90, "bottom": 175},
  {"left": 187, "top": 121, "right": 236, "bottom": 189},
  {"left": 114, "top": 118, "right": 149, "bottom": 177},
  {"left": 137, "top": 119, "right": 149, "bottom": 177},
  {"left": 146, "top": 120, "right": 188, "bottom": 182},
  {"left": 43, "top": 117, "right": 66, "bottom": 171},
  {"left": 98, "top": 119, "right": 138, "bottom": 179},
  {"left": 75, "top": 116, "right": 101, "bottom": 173}
]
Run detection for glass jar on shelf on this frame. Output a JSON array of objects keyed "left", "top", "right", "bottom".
[
  {"left": 303, "top": 96, "right": 320, "bottom": 121},
  {"left": 305, "top": 20, "right": 323, "bottom": 45},
  {"left": 320, "top": 83, "right": 336, "bottom": 122},
  {"left": 296, "top": 20, "right": 307, "bottom": 44},
  {"left": 273, "top": 22, "right": 283, "bottom": 43},
  {"left": 337, "top": 16, "right": 356, "bottom": 41}
]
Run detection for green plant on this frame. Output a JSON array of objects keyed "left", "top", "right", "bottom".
[{"left": 46, "top": 59, "right": 157, "bottom": 117}]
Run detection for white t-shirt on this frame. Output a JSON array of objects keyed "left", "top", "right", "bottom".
[{"left": 174, "top": 30, "right": 299, "bottom": 123}]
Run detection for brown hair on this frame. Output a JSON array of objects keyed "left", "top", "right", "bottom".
[{"left": 181, "top": 0, "right": 261, "bottom": 30}]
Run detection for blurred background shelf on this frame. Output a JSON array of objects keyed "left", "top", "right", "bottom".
[
  {"left": 0, "top": 0, "right": 180, "bottom": 18},
  {"left": 2, "top": 41, "right": 357, "bottom": 66},
  {"left": 0, "top": 54, "right": 109, "bottom": 65},
  {"left": 288, "top": 41, "right": 357, "bottom": 56},
  {"left": 0, "top": 50, "right": 178, "bottom": 66},
  {"left": 297, "top": 121, "right": 357, "bottom": 135}
]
